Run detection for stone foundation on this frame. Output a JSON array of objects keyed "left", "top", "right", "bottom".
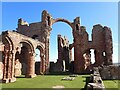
[
  {"left": 99, "top": 64, "right": 120, "bottom": 80},
  {"left": 87, "top": 67, "right": 105, "bottom": 90}
]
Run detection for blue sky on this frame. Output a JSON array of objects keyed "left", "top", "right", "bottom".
[{"left": 1, "top": 2, "right": 118, "bottom": 63}]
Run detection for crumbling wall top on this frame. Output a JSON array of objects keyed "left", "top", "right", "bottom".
[{"left": 18, "top": 18, "right": 29, "bottom": 26}]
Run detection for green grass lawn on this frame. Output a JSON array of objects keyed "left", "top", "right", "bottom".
[
  {"left": 103, "top": 80, "right": 120, "bottom": 89},
  {"left": 1, "top": 75, "right": 90, "bottom": 89},
  {"left": 1, "top": 75, "right": 120, "bottom": 89}
]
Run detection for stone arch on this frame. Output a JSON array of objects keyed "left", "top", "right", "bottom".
[
  {"left": 4, "top": 36, "right": 14, "bottom": 51},
  {"left": 36, "top": 45, "right": 44, "bottom": 54},
  {"left": 20, "top": 40, "right": 34, "bottom": 53},
  {"left": 52, "top": 18, "right": 74, "bottom": 29},
  {"left": 45, "top": 18, "right": 74, "bottom": 73},
  {"left": 36, "top": 43, "right": 45, "bottom": 52},
  {"left": 35, "top": 45, "right": 45, "bottom": 74},
  {"left": 18, "top": 40, "right": 36, "bottom": 78},
  {"left": 2, "top": 36, "right": 15, "bottom": 83}
]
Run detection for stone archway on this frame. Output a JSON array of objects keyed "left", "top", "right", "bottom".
[
  {"left": 1, "top": 31, "right": 45, "bottom": 83},
  {"left": 35, "top": 45, "right": 45, "bottom": 74},
  {"left": 51, "top": 19, "right": 74, "bottom": 72},
  {"left": 18, "top": 41, "right": 36, "bottom": 78},
  {"left": 52, "top": 18, "right": 74, "bottom": 29},
  {"left": 2, "top": 36, "right": 16, "bottom": 83},
  {"left": 41, "top": 10, "right": 80, "bottom": 73}
]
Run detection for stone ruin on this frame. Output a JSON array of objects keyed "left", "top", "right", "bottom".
[
  {"left": 87, "top": 65, "right": 120, "bottom": 90},
  {"left": 50, "top": 35, "right": 70, "bottom": 72},
  {"left": 0, "top": 10, "right": 113, "bottom": 83},
  {"left": 87, "top": 67, "right": 106, "bottom": 90},
  {"left": 99, "top": 64, "right": 120, "bottom": 80}
]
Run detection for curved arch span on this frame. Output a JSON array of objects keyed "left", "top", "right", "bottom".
[
  {"left": 5, "top": 36, "right": 14, "bottom": 51},
  {"left": 52, "top": 18, "right": 73, "bottom": 29},
  {"left": 36, "top": 43, "right": 45, "bottom": 52},
  {"left": 36, "top": 45, "right": 44, "bottom": 54},
  {"left": 20, "top": 40, "right": 34, "bottom": 53}
]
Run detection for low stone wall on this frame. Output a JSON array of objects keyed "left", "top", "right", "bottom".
[
  {"left": 87, "top": 67, "right": 105, "bottom": 90},
  {"left": 99, "top": 65, "right": 120, "bottom": 80},
  {"left": 35, "top": 62, "right": 41, "bottom": 75},
  {"left": 49, "top": 61, "right": 65, "bottom": 72},
  {"left": 87, "top": 65, "right": 120, "bottom": 89}
]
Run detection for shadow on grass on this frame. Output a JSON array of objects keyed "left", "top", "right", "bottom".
[
  {"left": 83, "top": 76, "right": 92, "bottom": 90},
  {"left": 47, "top": 71, "right": 92, "bottom": 76},
  {"left": 16, "top": 75, "right": 26, "bottom": 78},
  {"left": 46, "top": 71, "right": 70, "bottom": 75}
]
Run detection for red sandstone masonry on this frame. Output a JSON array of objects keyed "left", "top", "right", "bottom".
[{"left": 0, "top": 10, "right": 113, "bottom": 83}]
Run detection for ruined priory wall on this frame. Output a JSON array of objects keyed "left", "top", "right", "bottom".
[
  {"left": 104, "top": 27, "right": 113, "bottom": 65},
  {"left": 99, "top": 65, "right": 120, "bottom": 79},
  {"left": 17, "top": 20, "right": 46, "bottom": 43},
  {"left": 57, "top": 35, "right": 69, "bottom": 70},
  {"left": 92, "top": 24, "right": 106, "bottom": 66},
  {"left": 73, "top": 26, "right": 89, "bottom": 73},
  {"left": 92, "top": 25, "right": 113, "bottom": 66}
]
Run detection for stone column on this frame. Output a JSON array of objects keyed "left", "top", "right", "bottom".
[
  {"left": 10, "top": 50, "right": 16, "bottom": 82},
  {"left": 26, "top": 52, "right": 36, "bottom": 78},
  {"left": 2, "top": 50, "right": 16, "bottom": 83},
  {"left": 40, "top": 52, "right": 45, "bottom": 74},
  {"left": 43, "top": 27, "right": 51, "bottom": 74},
  {"left": 7, "top": 51, "right": 12, "bottom": 79},
  {"left": 45, "top": 38, "right": 50, "bottom": 74},
  {"left": 2, "top": 50, "right": 9, "bottom": 83}
]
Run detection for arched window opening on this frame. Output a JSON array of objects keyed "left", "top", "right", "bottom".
[
  {"left": 90, "top": 49, "right": 95, "bottom": 64},
  {"left": 35, "top": 48, "right": 40, "bottom": 62},
  {"left": 47, "top": 16, "right": 50, "bottom": 26},
  {"left": 76, "top": 24, "right": 79, "bottom": 30},
  {"left": 103, "top": 51, "right": 106, "bottom": 56}
]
